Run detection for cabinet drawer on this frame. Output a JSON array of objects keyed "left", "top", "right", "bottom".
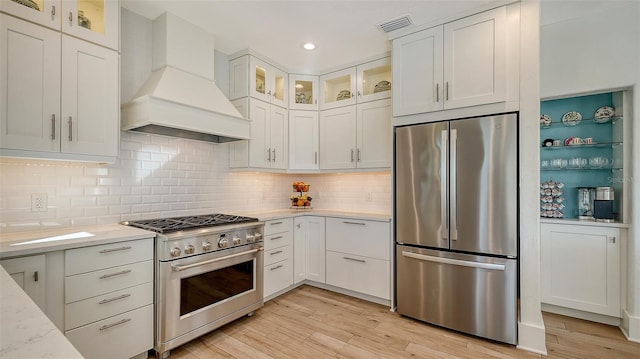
[
  {"left": 66, "top": 304, "right": 153, "bottom": 359},
  {"left": 264, "top": 218, "right": 293, "bottom": 235},
  {"left": 264, "top": 259, "right": 293, "bottom": 298},
  {"left": 326, "top": 250, "right": 390, "bottom": 300},
  {"left": 264, "top": 230, "right": 292, "bottom": 251},
  {"left": 325, "top": 217, "right": 390, "bottom": 260},
  {"left": 65, "top": 260, "right": 153, "bottom": 303},
  {"left": 264, "top": 245, "right": 291, "bottom": 266},
  {"left": 65, "top": 238, "right": 153, "bottom": 275},
  {"left": 65, "top": 282, "right": 153, "bottom": 330}
]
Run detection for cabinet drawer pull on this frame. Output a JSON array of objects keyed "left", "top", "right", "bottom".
[
  {"left": 99, "top": 246, "right": 132, "bottom": 253},
  {"left": 270, "top": 222, "right": 283, "bottom": 226},
  {"left": 51, "top": 114, "right": 55, "bottom": 140},
  {"left": 344, "top": 256, "right": 366, "bottom": 263},
  {"left": 343, "top": 221, "right": 366, "bottom": 226},
  {"left": 270, "top": 250, "right": 283, "bottom": 256},
  {"left": 270, "top": 235, "right": 283, "bottom": 240},
  {"left": 99, "top": 270, "right": 131, "bottom": 279},
  {"left": 99, "top": 318, "right": 131, "bottom": 331},
  {"left": 270, "top": 265, "right": 283, "bottom": 271},
  {"left": 98, "top": 293, "right": 131, "bottom": 304}
]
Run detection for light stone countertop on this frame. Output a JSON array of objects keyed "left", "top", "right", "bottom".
[
  {"left": 0, "top": 265, "right": 84, "bottom": 359},
  {"left": 237, "top": 209, "right": 392, "bottom": 222},
  {"left": 0, "top": 223, "right": 156, "bottom": 258}
]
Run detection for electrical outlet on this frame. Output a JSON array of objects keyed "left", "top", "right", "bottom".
[
  {"left": 366, "top": 192, "right": 373, "bottom": 202},
  {"left": 31, "top": 193, "right": 47, "bottom": 212}
]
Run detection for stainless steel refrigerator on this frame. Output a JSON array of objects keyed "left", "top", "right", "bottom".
[{"left": 394, "top": 113, "right": 518, "bottom": 345}]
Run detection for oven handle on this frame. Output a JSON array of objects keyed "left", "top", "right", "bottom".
[{"left": 170, "top": 247, "right": 263, "bottom": 272}]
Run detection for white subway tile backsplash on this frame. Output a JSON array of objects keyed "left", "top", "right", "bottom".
[{"left": 0, "top": 132, "right": 391, "bottom": 233}]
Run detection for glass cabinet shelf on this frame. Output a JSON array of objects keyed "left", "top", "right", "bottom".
[
  {"left": 540, "top": 116, "right": 622, "bottom": 129},
  {"left": 540, "top": 167, "right": 622, "bottom": 171},
  {"left": 541, "top": 141, "right": 622, "bottom": 150}
]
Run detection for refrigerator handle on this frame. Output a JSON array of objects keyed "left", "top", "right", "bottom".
[
  {"left": 450, "top": 129, "right": 458, "bottom": 241},
  {"left": 440, "top": 129, "right": 448, "bottom": 241},
  {"left": 401, "top": 251, "right": 506, "bottom": 271}
]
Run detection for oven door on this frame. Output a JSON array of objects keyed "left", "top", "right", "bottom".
[{"left": 157, "top": 244, "right": 263, "bottom": 350}]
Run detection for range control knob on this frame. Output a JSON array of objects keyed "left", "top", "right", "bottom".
[
  {"left": 202, "top": 242, "right": 212, "bottom": 251},
  {"left": 232, "top": 236, "right": 241, "bottom": 245},
  {"left": 218, "top": 238, "right": 229, "bottom": 248},
  {"left": 184, "top": 244, "right": 195, "bottom": 255},
  {"left": 246, "top": 234, "right": 255, "bottom": 242},
  {"left": 170, "top": 247, "right": 181, "bottom": 257}
]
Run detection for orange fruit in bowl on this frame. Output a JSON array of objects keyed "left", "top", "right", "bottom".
[{"left": 297, "top": 200, "right": 304, "bottom": 206}]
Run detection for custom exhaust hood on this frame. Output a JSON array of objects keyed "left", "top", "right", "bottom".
[{"left": 121, "top": 12, "right": 249, "bottom": 143}]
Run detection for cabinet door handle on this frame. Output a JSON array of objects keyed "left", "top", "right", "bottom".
[
  {"left": 297, "top": 223, "right": 302, "bottom": 229},
  {"left": 68, "top": 116, "right": 72, "bottom": 141},
  {"left": 99, "top": 318, "right": 131, "bottom": 331},
  {"left": 610, "top": 236, "right": 616, "bottom": 244},
  {"left": 445, "top": 82, "right": 449, "bottom": 101},
  {"left": 357, "top": 148, "right": 361, "bottom": 162},
  {"left": 267, "top": 148, "right": 271, "bottom": 162},
  {"left": 99, "top": 246, "right": 132, "bottom": 253},
  {"left": 351, "top": 149, "right": 354, "bottom": 162},
  {"left": 357, "top": 91, "right": 361, "bottom": 97},
  {"left": 270, "top": 250, "right": 284, "bottom": 256},
  {"left": 315, "top": 151, "right": 318, "bottom": 164},
  {"left": 34, "top": 271, "right": 39, "bottom": 282},
  {"left": 270, "top": 235, "right": 283, "bottom": 240},
  {"left": 99, "top": 269, "right": 131, "bottom": 279},
  {"left": 436, "top": 83, "right": 439, "bottom": 102},
  {"left": 270, "top": 265, "right": 283, "bottom": 271},
  {"left": 68, "top": 11, "right": 73, "bottom": 26},
  {"left": 272, "top": 148, "right": 276, "bottom": 162},
  {"left": 51, "top": 114, "right": 56, "bottom": 140},
  {"left": 270, "top": 221, "right": 283, "bottom": 225},
  {"left": 344, "top": 256, "right": 366, "bottom": 263},
  {"left": 99, "top": 293, "right": 131, "bottom": 305},
  {"left": 51, "top": 5, "right": 55, "bottom": 17},
  {"left": 343, "top": 221, "right": 365, "bottom": 226}
]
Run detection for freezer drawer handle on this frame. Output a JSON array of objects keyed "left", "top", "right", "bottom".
[{"left": 401, "top": 251, "right": 505, "bottom": 271}]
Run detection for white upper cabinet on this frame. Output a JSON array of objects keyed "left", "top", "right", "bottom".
[
  {"left": 229, "top": 55, "right": 288, "bottom": 108},
  {"left": 356, "top": 57, "right": 392, "bottom": 103},
  {"left": 289, "top": 110, "right": 319, "bottom": 171},
  {"left": 319, "top": 67, "right": 357, "bottom": 110},
  {"left": 392, "top": 6, "right": 507, "bottom": 116},
  {"left": 320, "top": 57, "right": 391, "bottom": 110},
  {"left": 0, "top": 0, "right": 119, "bottom": 50},
  {"left": 392, "top": 26, "right": 443, "bottom": 115},
  {"left": 1, "top": 14, "right": 118, "bottom": 161},
  {"left": 245, "top": 98, "right": 288, "bottom": 169},
  {"left": 61, "top": 35, "right": 118, "bottom": 157},
  {"left": 289, "top": 74, "right": 318, "bottom": 110},
  {"left": 319, "top": 98, "right": 391, "bottom": 170}
]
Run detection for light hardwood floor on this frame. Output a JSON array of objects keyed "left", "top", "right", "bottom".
[{"left": 158, "top": 285, "right": 640, "bottom": 358}]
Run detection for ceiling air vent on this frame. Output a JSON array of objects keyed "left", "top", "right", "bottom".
[{"left": 377, "top": 14, "right": 414, "bottom": 33}]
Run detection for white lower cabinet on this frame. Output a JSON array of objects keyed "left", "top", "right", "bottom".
[
  {"left": 541, "top": 223, "right": 622, "bottom": 317},
  {"left": 64, "top": 238, "right": 154, "bottom": 359},
  {"left": 1, "top": 254, "right": 46, "bottom": 311},
  {"left": 263, "top": 218, "right": 294, "bottom": 298},
  {"left": 325, "top": 217, "right": 391, "bottom": 300},
  {"left": 293, "top": 216, "right": 326, "bottom": 283}
]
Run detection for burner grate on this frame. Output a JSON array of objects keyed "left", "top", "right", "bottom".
[{"left": 124, "top": 214, "right": 258, "bottom": 233}]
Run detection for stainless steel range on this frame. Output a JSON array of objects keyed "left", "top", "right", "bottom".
[{"left": 123, "top": 214, "right": 264, "bottom": 359}]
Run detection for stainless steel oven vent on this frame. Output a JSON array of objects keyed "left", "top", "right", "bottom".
[{"left": 378, "top": 14, "right": 414, "bottom": 33}]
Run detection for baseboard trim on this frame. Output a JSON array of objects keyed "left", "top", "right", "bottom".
[
  {"left": 517, "top": 320, "right": 547, "bottom": 355},
  {"left": 542, "top": 303, "right": 621, "bottom": 326},
  {"left": 621, "top": 309, "right": 640, "bottom": 343}
]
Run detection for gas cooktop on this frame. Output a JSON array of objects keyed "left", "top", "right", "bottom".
[{"left": 122, "top": 213, "right": 259, "bottom": 234}]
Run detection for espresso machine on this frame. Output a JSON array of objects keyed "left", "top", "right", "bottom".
[{"left": 594, "top": 186, "right": 615, "bottom": 222}]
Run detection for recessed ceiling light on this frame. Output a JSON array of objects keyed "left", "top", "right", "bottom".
[{"left": 303, "top": 42, "right": 316, "bottom": 50}]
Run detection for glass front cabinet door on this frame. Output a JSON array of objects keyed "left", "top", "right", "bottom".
[
  {"left": 249, "top": 56, "right": 288, "bottom": 108},
  {"left": 319, "top": 67, "right": 356, "bottom": 110},
  {"left": 61, "top": 0, "right": 119, "bottom": 50},
  {"left": 289, "top": 74, "right": 319, "bottom": 110},
  {"left": 356, "top": 57, "right": 392, "bottom": 103}
]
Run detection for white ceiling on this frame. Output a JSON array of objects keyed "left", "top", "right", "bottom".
[{"left": 120, "top": 0, "right": 497, "bottom": 74}]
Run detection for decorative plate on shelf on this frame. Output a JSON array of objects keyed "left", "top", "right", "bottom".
[
  {"left": 594, "top": 106, "right": 615, "bottom": 123},
  {"left": 11, "top": 0, "right": 39, "bottom": 10},
  {"left": 540, "top": 114, "right": 552, "bottom": 127},
  {"left": 561, "top": 111, "right": 582, "bottom": 126}
]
